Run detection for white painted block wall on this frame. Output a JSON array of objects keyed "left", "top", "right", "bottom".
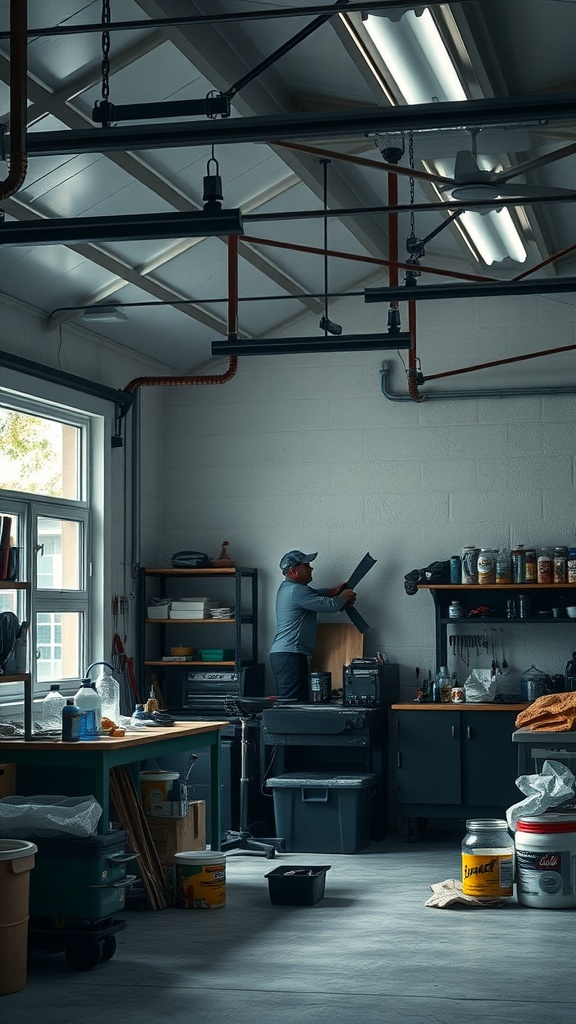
[{"left": 156, "top": 288, "right": 576, "bottom": 700}]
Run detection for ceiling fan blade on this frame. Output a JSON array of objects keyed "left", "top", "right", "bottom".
[
  {"left": 490, "top": 182, "right": 576, "bottom": 199},
  {"left": 497, "top": 140, "right": 576, "bottom": 182}
]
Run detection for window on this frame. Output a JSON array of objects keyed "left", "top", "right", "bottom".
[{"left": 0, "top": 391, "right": 103, "bottom": 708}]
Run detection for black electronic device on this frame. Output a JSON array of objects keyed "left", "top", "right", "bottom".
[{"left": 343, "top": 660, "right": 399, "bottom": 707}]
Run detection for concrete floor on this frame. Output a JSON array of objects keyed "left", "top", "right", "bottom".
[{"left": 4, "top": 832, "right": 576, "bottom": 1023}]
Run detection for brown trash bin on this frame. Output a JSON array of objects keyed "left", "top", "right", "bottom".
[{"left": 0, "top": 839, "right": 37, "bottom": 995}]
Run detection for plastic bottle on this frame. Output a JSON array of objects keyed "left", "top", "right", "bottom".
[
  {"left": 61, "top": 699, "right": 82, "bottom": 742},
  {"left": 495, "top": 548, "right": 511, "bottom": 585},
  {"left": 41, "top": 683, "right": 66, "bottom": 733},
  {"left": 565, "top": 652, "right": 576, "bottom": 693},
  {"left": 95, "top": 664, "right": 121, "bottom": 724},
  {"left": 74, "top": 678, "right": 102, "bottom": 741},
  {"left": 448, "top": 600, "right": 463, "bottom": 619}
]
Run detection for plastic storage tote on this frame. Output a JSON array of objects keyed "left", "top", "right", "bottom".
[{"left": 267, "top": 773, "right": 377, "bottom": 854}]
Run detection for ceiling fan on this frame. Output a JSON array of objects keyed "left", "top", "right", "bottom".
[{"left": 440, "top": 133, "right": 576, "bottom": 204}]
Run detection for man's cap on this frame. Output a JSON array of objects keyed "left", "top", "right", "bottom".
[{"left": 279, "top": 550, "right": 318, "bottom": 572}]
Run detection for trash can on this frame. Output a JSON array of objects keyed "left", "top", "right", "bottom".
[{"left": 0, "top": 839, "right": 37, "bottom": 995}]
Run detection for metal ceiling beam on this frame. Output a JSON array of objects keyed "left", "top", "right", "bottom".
[
  {"left": 0, "top": 209, "right": 244, "bottom": 245},
  {"left": 17, "top": 94, "right": 576, "bottom": 156},
  {"left": 212, "top": 332, "right": 413, "bottom": 356},
  {"left": 365, "top": 278, "right": 576, "bottom": 303},
  {"left": 0, "top": 2, "right": 479, "bottom": 39}
]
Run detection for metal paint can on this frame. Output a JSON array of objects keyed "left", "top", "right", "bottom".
[
  {"left": 477, "top": 549, "right": 496, "bottom": 585},
  {"left": 516, "top": 815, "right": 576, "bottom": 908},
  {"left": 310, "top": 672, "right": 331, "bottom": 702},
  {"left": 450, "top": 555, "right": 461, "bottom": 584}
]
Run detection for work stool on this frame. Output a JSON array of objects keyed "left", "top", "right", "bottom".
[{"left": 221, "top": 696, "right": 294, "bottom": 858}]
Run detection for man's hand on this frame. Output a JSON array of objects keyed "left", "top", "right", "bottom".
[
  {"left": 339, "top": 588, "right": 356, "bottom": 605},
  {"left": 327, "top": 582, "right": 348, "bottom": 597}
]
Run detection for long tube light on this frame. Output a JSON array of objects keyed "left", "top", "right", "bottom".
[{"left": 212, "top": 333, "right": 413, "bottom": 356}]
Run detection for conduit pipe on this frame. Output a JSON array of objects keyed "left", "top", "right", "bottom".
[
  {"left": 381, "top": 360, "right": 576, "bottom": 403},
  {"left": 0, "top": 0, "right": 27, "bottom": 201},
  {"left": 124, "top": 236, "right": 240, "bottom": 393}
]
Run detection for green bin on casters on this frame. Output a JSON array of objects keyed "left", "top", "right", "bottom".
[{"left": 266, "top": 773, "right": 377, "bottom": 854}]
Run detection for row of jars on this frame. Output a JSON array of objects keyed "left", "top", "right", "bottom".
[{"left": 453, "top": 545, "right": 576, "bottom": 585}]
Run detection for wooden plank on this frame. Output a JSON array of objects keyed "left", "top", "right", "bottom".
[{"left": 311, "top": 623, "right": 364, "bottom": 690}]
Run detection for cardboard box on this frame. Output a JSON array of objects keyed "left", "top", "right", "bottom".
[
  {"left": 0, "top": 763, "right": 15, "bottom": 798},
  {"left": 147, "top": 801, "right": 206, "bottom": 866}
]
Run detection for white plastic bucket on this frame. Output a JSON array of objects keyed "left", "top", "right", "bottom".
[
  {"left": 173, "top": 850, "right": 226, "bottom": 909},
  {"left": 140, "top": 770, "right": 179, "bottom": 814}
]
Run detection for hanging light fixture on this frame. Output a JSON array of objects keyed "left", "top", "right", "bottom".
[{"left": 318, "top": 159, "right": 343, "bottom": 336}]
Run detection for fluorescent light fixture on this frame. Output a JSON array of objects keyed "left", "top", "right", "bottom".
[
  {"left": 363, "top": 9, "right": 467, "bottom": 104},
  {"left": 80, "top": 306, "right": 128, "bottom": 323}
]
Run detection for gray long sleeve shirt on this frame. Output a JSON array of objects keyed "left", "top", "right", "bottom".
[{"left": 269, "top": 579, "right": 347, "bottom": 657}]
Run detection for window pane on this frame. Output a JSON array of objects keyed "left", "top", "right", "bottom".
[
  {"left": 36, "top": 612, "right": 82, "bottom": 682},
  {"left": 37, "top": 516, "right": 83, "bottom": 590},
  {"left": 0, "top": 410, "right": 80, "bottom": 500}
]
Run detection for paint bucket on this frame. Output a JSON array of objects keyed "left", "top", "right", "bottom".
[
  {"left": 0, "top": 839, "right": 37, "bottom": 995},
  {"left": 310, "top": 672, "right": 331, "bottom": 702},
  {"left": 173, "top": 850, "right": 226, "bottom": 908},
  {"left": 516, "top": 814, "right": 576, "bottom": 908},
  {"left": 140, "top": 770, "right": 179, "bottom": 814}
]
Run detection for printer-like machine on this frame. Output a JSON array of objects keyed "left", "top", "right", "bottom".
[{"left": 343, "top": 658, "right": 399, "bottom": 706}]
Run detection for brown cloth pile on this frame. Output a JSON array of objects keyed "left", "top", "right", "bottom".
[{"left": 516, "top": 692, "right": 576, "bottom": 732}]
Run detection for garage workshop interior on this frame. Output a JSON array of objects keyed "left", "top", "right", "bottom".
[{"left": 1, "top": 1, "right": 576, "bottom": 1021}]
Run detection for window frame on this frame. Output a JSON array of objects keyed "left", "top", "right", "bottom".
[{"left": 0, "top": 373, "right": 111, "bottom": 707}]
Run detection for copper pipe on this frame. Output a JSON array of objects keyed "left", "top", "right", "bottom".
[
  {"left": 512, "top": 242, "right": 576, "bottom": 282},
  {"left": 0, "top": 0, "right": 28, "bottom": 200},
  {"left": 241, "top": 235, "right": 496, "bottom": 283},
  {"left": 124, "top": 237, "right": 239, "bottom": 392},
  {"left": 407, "top": 302, "right": 422, "bottom": 402},
  {"left": 423, "top": 342, "right": 576, "bottom": 382},
  {"left": 273, "top": 140, "right": 453, "bottom": 186}
]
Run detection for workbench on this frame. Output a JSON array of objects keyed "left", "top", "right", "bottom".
[{"left": 0, "top": 721, "right": 227, "bottom": 844}]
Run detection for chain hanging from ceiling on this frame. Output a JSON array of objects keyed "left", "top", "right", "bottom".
[{"left": 100, "top": 0, "right": 112, "bottom": 127}]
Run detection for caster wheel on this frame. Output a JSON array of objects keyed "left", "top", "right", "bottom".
[
  {"left": 65, "top": 939, "right": 103, "bottom": 971},
  {"left": 100, "top": 935, "right": 117, "bottom": 962}
]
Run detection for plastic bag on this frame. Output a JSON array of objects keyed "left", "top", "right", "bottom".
[
  {"left": 506, "top": 759, "right": 575, "bottom": 830},
  {"left": 0, "top": 794, "right": 102, "bottom": 838},
  {"left": 463, "top": 668, "right": 497, "bottom": 703}
]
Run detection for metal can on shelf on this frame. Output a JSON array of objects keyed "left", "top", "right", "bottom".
[
  {"left": 450, "top": 555, "right": 461, "bottom": 584},
  {"left": 567, "top": 548, "right": 576, "bottom": 584},
  {"left": 511, "top": 544, "right": 526, "bottom": 584},
  {"left": 525, "top": 548, "right": 537, "bottom": 583}
]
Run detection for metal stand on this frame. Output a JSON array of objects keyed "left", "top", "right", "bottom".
[{"left": 221, "top": 697, "right": 290, "bottom": 859}]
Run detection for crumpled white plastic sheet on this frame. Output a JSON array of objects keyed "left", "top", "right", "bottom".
[
  {"left": 0, "top": 794, "right": 102, "bottom": 837},
  {"left": 506, "top": 759, "right": 575, "bottom": 830}
]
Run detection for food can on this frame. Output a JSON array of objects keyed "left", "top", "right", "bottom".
[
  {"left": 461, "top": 547, "right": 478, "bottom": 585},
  {"left": 461, "top": 818, "right": 514, "bottom": 900},
  {"left": 511, "top": 545, "right": 526, "bottom": 584},
  {"left": 477, "top": 549, "right": 496, "bottom": 585},
  {"left": 516, "top": 815, "right": 576, "bottom": 908}
]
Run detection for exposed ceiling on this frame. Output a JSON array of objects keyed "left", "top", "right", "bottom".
[{"left": 1, "top": 1, "right": 576, "bottom": 373}]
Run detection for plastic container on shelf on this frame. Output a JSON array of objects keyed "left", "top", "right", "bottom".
[
  {"left": 61, "top": 699, "right": 82, "bottom": 742},
  {"left": 41, "top": 684, "right": 66, "bottom": 733}
]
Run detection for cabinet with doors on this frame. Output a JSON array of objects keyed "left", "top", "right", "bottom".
[
  {"left": 137, "top": 566, "right": 259, "bottom": 712},
  {"left": 392, "top": 704, "right": 524, "bottom": 838},
  {"left": 0, "top": 580, "right": 31, "bottom": 739},
  {"left": 419, "top": 584, "right": 576, "bottom": 671}
]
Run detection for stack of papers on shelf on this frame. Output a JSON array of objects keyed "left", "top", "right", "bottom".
[{"left": 170, "top": 597, "right": 218, "bottom": 619}]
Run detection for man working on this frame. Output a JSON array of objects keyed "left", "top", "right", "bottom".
[{"left": 269, "top": 550, "right": 356, "bottom": 701}]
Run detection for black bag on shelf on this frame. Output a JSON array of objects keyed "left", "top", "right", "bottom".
[{"left": 171, "top": 550, "right": 210, "bottom": 568}]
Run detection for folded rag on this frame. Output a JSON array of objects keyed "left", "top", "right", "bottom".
[
  {"left": 425, "top": 879, "right": 505, "bottom": 908},
  {"left": 516, "top": 692, "right": 576, "bottom": 732}
]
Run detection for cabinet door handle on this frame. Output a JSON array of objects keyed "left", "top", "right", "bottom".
[
  {"left": 397, "top": 752, "right": 402, "bottom": 769},
  {"left": 467, "top": 725, "right": 471, "bottom": 739},
  {"left": 451, "top": 725, "right": 456, "bottom": 739}
]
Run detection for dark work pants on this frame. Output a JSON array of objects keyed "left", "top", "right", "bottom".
[{"left": 269, "top": 652, "right": 309, "bottom": 702}]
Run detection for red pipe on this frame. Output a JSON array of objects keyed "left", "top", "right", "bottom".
[
  {"left": 241, "top": 235, "right": 496, "bottom": 283},
  {"left": 0, "top": 0, "right": 28, "bottom": 200},
  {"left": 512, "top": 242, "right": 576, "bottom": 282},
  {"left": 423, "top": 342, "right": 576, "bottom": 382},
  {"left": 124, "top": 236, "right": 239, "bottom": 393}
]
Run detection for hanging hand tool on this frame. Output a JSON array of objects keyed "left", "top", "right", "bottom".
[{"left": 336, "top": 552, "right": 377, "bottom": 634}]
